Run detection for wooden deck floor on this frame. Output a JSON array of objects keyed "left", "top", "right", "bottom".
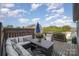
[
  {"left": 53, "top": 41, "right": 79, "bottom": 56},
  {"left": 24, "top": 40, "right": 79, "bottom": 56},
  {"left": 26, "top": 40, "right": 79, "bottom": 56}
]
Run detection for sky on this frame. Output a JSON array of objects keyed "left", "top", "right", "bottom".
[{"left": 0, "top": 3, "right": 76, "bottom": 27}]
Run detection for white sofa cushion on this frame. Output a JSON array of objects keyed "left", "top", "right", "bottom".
[
  {"left": 6, "top": 39, "right": 12, "bottom": 45},
  {"left": 12, "top": 44, "right": 23, "bottom": 56},
  {"left": 23, "top": 35, "right": 32, "bottom": 42},
  {"left": 18, "top": 37, "right": 23, "bottom": 42},
  {"left": 18, "top": 41, "right": 31, "bottom": 45},
  {"left": 16, "top": 43, "right": 32, "bottom": 56},
  {"left": 6, "top": 45, "right": 18, "bottom": 56}
]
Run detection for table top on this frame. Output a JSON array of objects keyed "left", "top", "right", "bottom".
[{"left": 29, "top": 39, "right": 54, "bottom": 49}]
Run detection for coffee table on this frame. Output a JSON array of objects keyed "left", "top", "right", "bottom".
[{"left": 25, "top": 38, "right": 54, "bottom": 56}]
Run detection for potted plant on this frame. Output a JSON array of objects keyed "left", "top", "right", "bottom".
[{"left": 35, "top": 33, "right": 43, "bottom": 42}]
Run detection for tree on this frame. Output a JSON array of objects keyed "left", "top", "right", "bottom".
[
  {"left": 62, "top": 25, "right": 71, "bottom": 32},
  {"left": 43, "top": 25, "right": 72, "bottom": 33},
  {"left": 16, "top": 27, "right": 21, "bottom": 28},
  {"left": 5, "top": 25, "right": 14, "bottom": 28}
]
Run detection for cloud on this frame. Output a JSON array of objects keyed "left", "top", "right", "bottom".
[
  {"left": 0, "top": 3, "right": 27, "bottom": 17},
  {"left": 51, "top": 19, "right": 66, "bottom": 26},
  {"left": 1, "top": 3, "right": 15, "bottom": 8},
  {"left": 0, "top": 19, "right": 4, "bottom": 22},
  {"left": 13, "top": 9, "right": 27, "bottom": 13},
  {"left": 0, "top": 7, "right": 27, "bottom": 17},
  {"left": 46, "top": 3, "right": 63, "bottom": 11},
  {"left": 46, "top": 16, "right": 54, "bottom": 21},
  {"left": 50, "top": 15, "right": 76, "bottom": 27},
  {"left": 46, "top": 14, "right": 60, "bottom": 21},
  {"left": 45, "top": 4, "right": 64, "bottom": 21},
  {"left": 32, "top": 18, "right": 40, "bottom": 23},
  {"left": 0, "top": 8, "right": 10, "bottom": 13},
  {"left": 7, "top": 9, "right": 27, "bottom": 17},
  {"left": 43, "top": 23, "right": 50, "bottom": 27},
  {"left": 51, "top": 7, "right": 64, "bottom": 14},
  {"left": 31, "top": 3, "right": 42, "bottom": 11},
  {"left": 0, "top": 15, "right": 5, "bottom": 22},
  {"left": 0, "top": 15, "right": 5, "bottom": 19},
  {"left": 18, "top": 18, "right": 29, "bottom": 23}
]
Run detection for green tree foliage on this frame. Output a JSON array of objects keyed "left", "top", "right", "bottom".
[
  {"left": 62, "top": 25, "right": 71, "bottom": 32},
  {"left": 43, "top": 25, "right": 71, "bottom": 33},
  {"left": 5, "top": 25, "right": 14, "bottom": 28},
  {"left": 16, "top": 27, "right": 21, "bottom": 28}
]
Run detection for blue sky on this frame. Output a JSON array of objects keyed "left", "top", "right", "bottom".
[{"left": 0, "top": 3, "right": 76, "bottom": 27}]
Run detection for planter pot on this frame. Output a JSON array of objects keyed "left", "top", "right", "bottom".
[
  {"left": 38, "top": 38, "right": 42, "bottom": 42},
  {"left": 36, "top": 34, "right": 43, "bottom": 42}
]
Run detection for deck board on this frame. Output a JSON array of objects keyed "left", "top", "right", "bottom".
[{"left": 53, "top": 41, "right": 78, "bottom": 56}]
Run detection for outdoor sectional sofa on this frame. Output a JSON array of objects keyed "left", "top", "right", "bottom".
[{"left": 6, "top": 35, "right": 33, "bottom": 56}]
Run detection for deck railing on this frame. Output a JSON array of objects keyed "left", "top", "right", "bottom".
[{"left": 3, "top": 28, "right": 34, "bottom": 39}]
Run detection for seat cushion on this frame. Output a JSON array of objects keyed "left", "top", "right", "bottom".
[
  {"left": 6, "top": 45, "right": 18, "bottom": 56},
  {"left": 16, "top": 42, "right": 32, "bottom": 56}
]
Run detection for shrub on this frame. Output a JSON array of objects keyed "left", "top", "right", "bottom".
[{"left": 36, "top": 34, "right": 43, "bottom": 38}]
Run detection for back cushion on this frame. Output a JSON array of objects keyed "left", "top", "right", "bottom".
[
  {"left": 6, "top": 44, "right": 18, "bottom": 56},
  {"left": 18, "top": 37, "right": 23, "bottom": 42}
]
